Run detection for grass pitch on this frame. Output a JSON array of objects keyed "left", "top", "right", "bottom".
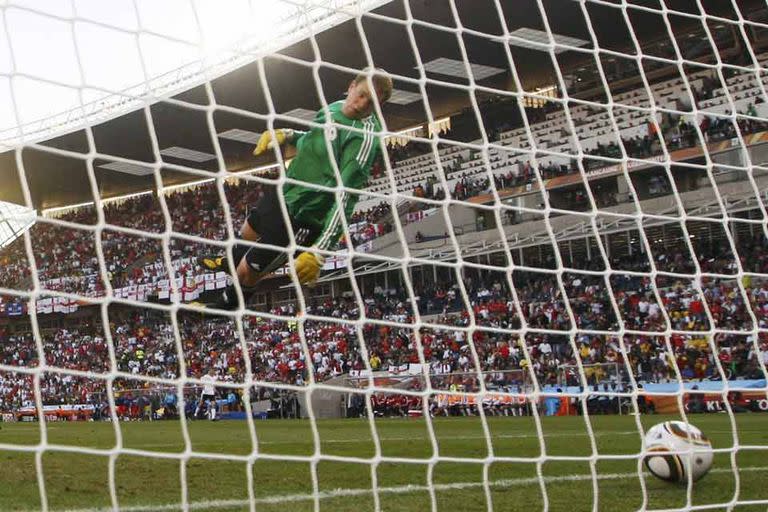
[{"left": 0, "top": 414, "right": 766, "bottom": 511}]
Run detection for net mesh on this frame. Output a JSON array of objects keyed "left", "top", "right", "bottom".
[{"left": 0, "top": 0, "right": 767, "bottom": 510}]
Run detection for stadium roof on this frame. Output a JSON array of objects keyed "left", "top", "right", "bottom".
[
  {"left": 0, "top": 200, "right": 35, "bottom": 250},
  {"left": 1, "top": 1, "right": 400, "bottom": 149},
  {"left": 0, "top": 0, "right": 762, "bottom": 211}
]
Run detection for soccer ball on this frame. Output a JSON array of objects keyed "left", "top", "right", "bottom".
[{"left": 644, "top": 421, "right": 714, "bottom": 483}]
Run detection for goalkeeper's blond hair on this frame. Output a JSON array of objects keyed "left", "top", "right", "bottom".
[{"left": 353, "top": 68, "right": 393, "bottom": 103}]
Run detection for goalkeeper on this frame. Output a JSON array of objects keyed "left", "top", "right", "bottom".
[{"left": 197, "top": 69, "right": 392, "bottom": 310}]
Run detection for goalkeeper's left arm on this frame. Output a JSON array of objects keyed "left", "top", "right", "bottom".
[{"left": 294, "top": 134, "right": 378, "bottom": 285}]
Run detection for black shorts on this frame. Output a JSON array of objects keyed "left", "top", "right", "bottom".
[
  {"left": 244, "top": 185, "right": 321, "bottom": 273},
  {"left": 200, "top": 394, "right": 216, "bottom": 403}
]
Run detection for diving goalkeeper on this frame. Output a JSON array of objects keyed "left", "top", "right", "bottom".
[{"left": 197, "top": 69, "right": 392, "bottom": 310}]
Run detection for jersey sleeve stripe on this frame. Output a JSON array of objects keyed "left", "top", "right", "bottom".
[
  {"left": 364, "top": 119, "right": 376, "bottom": 161},
  {"left": 315, "top": 193, "right": 347, "bottom": 250},
  {"left": 355, "top": 120, "right": 367, "bottom": 165},
  {"left": 356, "top": 130, "right": 368, "bottom": 166},
  {"left": 317, "top": 213, "right": 338, "bottom": 249},
  {"left": 356, "top": 119, "right": 374, "bottom": 166}
]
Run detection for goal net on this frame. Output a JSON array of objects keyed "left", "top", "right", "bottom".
[{"left": 1, "top": 0, "right": 767, "bottom": 510}]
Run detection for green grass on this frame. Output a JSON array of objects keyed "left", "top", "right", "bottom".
[{"left": 0, "top": 414, "right": 767, "bottom": 511}]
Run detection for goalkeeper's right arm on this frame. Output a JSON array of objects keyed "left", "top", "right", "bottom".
[{"left": 253, "top": 129, "right": 305, "bottom": 156}]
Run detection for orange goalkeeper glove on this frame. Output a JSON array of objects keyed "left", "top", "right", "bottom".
[
  {"left": 295, "top": 251, "right": 325, "bottom": 286},
  {"left": 253, "top": 129, "right": 294, "bottom": 156}
]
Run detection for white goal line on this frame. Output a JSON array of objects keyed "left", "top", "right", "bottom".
[{"left": 53, "top": 466, "right": 768, "bottom": 512}]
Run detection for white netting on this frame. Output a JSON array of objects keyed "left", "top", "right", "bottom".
[{"left": 1, "top": 0, "right": 768, "bottom": 510}]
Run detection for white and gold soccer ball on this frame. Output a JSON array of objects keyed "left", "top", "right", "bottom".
[{"left": 644, "top": 420, "right": 714, "bottom": 483}]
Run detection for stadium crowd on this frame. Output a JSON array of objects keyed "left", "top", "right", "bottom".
[
  {"left": 0, "top": 178, "right": 269, "bottom": 297},
  {"left": 408, "top": 103, "right": 768, "bottom": 208},
  {"left": 1, "top": 230, "right": 766, "bottom": 416},
  {"left": 2, "top": 70, "right": 766, "bottom": 297}
]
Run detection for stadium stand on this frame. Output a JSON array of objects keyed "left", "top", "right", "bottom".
[
  {"left": 1, "top": 43, "right": 768, "bottom": 421},
  {"left": 2, "top": 227, "right": 766, "bottom": 417}
]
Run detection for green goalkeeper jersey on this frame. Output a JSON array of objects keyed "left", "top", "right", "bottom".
[{"left": 283, "top": 100, "right": 382, "bottom": 251}]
